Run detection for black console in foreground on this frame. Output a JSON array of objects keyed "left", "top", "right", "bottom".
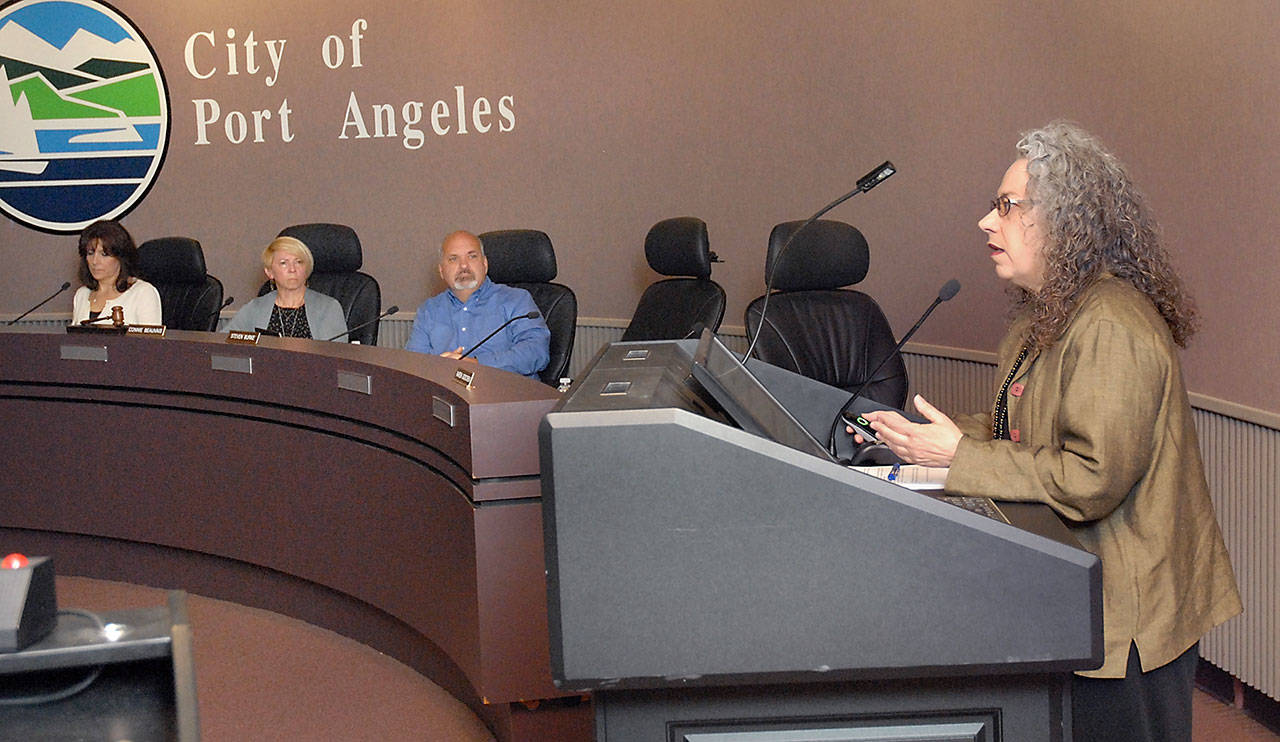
[
  {"left": 540, "top": 338, "right": 1101, "bottom": 741},
  {"left": 0, "top": 591, "right": 198, "bottom": 741}
]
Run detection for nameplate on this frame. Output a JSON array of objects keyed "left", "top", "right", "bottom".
[
  {"left": 453, "top": 367, "right": 476, "bottom": 390},
  {"left": 65, "top": 324, "right": 126, "bottom": 334},
  {"left": 226, "top": 330, "right": 260, "bottom": 345},
  {"left": 126, "top": 324, "right": 166, "bottom": 337}
]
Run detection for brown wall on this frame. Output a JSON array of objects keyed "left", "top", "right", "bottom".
[{"left": 3, "top": 0, "right": 1277, "bottom": 414}]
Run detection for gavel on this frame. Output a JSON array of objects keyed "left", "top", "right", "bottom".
[{"left": 80, "top": 305, "right": 125, "bottom": 327}]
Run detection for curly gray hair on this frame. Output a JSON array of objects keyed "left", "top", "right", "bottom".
[{"left": 1014, "top": 121, "right": 1196, "bottom": 349}]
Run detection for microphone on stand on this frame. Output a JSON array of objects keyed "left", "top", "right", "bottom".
[
  {"left": 7, "top": 282, "right": 71, "bottom": 326},
  {"left": 200, "top": 296, "right": 234, "bottom": 330},
  {"left": 320, "top": 305, "right": 399, "bottom": 343},
  {"left": 459, "top": 310, "right": 540, "bottom": 359},
  {"left": 826, "top": 278, "right": 961, "bottom": 455},
  {"left": 743, "top": 160, "right": 896, "bottom": 360}
]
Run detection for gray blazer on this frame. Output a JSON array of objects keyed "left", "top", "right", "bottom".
[{"left": 226, "top": 289, "right": 349, "bottom": 341}]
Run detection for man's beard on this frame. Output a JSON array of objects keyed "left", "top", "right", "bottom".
[{"left": 451, "top": 274, "right": 478, "bottom": 291}]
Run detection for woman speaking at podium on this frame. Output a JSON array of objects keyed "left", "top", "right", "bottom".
[
  {"left": 226, "top": 236, "right": 347, "bottom": 340},
  {"left": 860, "top": 122, "right": 1241, "bottom": 742}
]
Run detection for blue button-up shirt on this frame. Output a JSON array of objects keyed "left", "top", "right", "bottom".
[{"left": 404, "top": 278, "right": 551, "bottom": 378}]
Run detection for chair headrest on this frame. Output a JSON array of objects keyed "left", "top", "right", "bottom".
[
  {"left": 278, "top": 223, "right": 362, "bottom": 273},
  {"left": 766, "top": 220, "right": 869, "bottom": 291},
  {"left": 644, "top": 217, "right": 712, "bottom": 278},
  {"left": 480, "top": 230, "right": 558, "bottom": 283},
  {"left": 137, "top": 237, "right": 208, "bottom": 284}
]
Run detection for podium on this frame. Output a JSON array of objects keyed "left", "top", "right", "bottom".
[{"left": 540, "top": 339, "right": 1102, "bottom": 740}]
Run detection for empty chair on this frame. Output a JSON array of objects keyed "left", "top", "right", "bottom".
[
  {"left": 744, "top": 219, "right": 906, "bottom": 408},
  {"left": 261, "top": 223, "right": 382, "bottom": 344},
  {"left": 479, "top": 229, "right": 577, "bottom": 386},
  {"left": 621, "top": 217, "right": 726, "bottom": 342},
  {"left": 137, "top": 237, "right": 224, "bottom": 331}
]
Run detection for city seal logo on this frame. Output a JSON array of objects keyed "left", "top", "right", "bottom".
[{"left": 0, "top": 0, "right": 168, "bottom": 233}]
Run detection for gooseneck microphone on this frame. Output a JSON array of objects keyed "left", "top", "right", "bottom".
[
  {"left": 459, "top": 310, "right": 540, "bottom": 359},
  {"left": 7, "top": 282, "right": 71, "bottom": 326},
  {"left": 321, "top": 305, "right": 399, "bottom": 343},
  {"left": 825, "top": 278, "right": 961, "bottom": 455},
  {"left": 743, "top": 160, "right": 896, "bottom": 360},
  {"left": 200, "top": 296, "right": 234, "bottom": 329}
]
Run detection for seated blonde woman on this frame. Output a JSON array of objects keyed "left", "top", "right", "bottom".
[{"left": 227, "top": 236, "right": 348, "bottom": 340}]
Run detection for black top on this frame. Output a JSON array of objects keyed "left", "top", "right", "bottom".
[{"left": 268, "top": 304, "right": 311, "bottom": 339}]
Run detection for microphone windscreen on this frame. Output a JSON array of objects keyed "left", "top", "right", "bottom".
[
  {"left": 384, "top": 305, "right": 399, "bottom": 314},
  {"left": 526, "top": 310, "right": 540, "bottom": 319},
  {"left": 938, "top": 278, "right": 961, "bottom": 301},
  {"left": 60, "top": 281, "right": 71, "bottom": 290},
  {"left": 856, "top": 161, "right": 896, "bottom": 192}
]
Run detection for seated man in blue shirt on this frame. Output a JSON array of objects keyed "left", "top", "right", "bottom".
[{"left": 404, "top": 231, "right": 551, "bottom": 378}]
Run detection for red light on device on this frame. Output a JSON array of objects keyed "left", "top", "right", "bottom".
[{"left": 1, "top": 554, "right": 56, "bottom": 651}]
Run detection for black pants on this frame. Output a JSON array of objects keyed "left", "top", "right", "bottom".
[{"left": 1071, "top": 641, "right": 1198, "bottom": 742}]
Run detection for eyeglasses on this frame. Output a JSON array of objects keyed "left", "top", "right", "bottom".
[{"left": 991, "top": 194, "right": 1035, "bottom": 217}]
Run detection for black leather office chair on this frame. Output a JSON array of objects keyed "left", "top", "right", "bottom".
[
  {"left": 621, "top": 217, "right": 726, "bottom": 342},
  {"left": 260, "top": 223, "right": 382, "bottom": 344},
  {"left": 744, "top": 219, "right": 907, "bottom": 408},
  {"left": 479, "top": 229, "right": 577, "bottom": 387},
  {"left": 137, "top": 237, "right": 224, "bottom": 331}
]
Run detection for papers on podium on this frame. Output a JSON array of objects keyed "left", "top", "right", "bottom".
[{"left": 852, "top": 464, "right": 949, "bottom": 490}]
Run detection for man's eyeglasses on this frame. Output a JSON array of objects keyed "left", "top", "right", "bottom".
[{"left": 991, "top": 194, "right": 1035, "bottom": 217}]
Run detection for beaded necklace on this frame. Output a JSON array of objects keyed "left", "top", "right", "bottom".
[{"left": 992, "top": 345, "right": 1029, "bottom": 441}]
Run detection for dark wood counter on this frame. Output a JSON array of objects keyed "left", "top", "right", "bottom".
[{"left": 0, "top": 328, "right": 570, "bottom": 739}]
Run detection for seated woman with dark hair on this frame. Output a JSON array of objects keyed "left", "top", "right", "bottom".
[
  {"left": 72, "top": 219, "right": 162, "bottom": 325},
  {"left": 227, "top": 236, "right": 348, "bottom": 340}
]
